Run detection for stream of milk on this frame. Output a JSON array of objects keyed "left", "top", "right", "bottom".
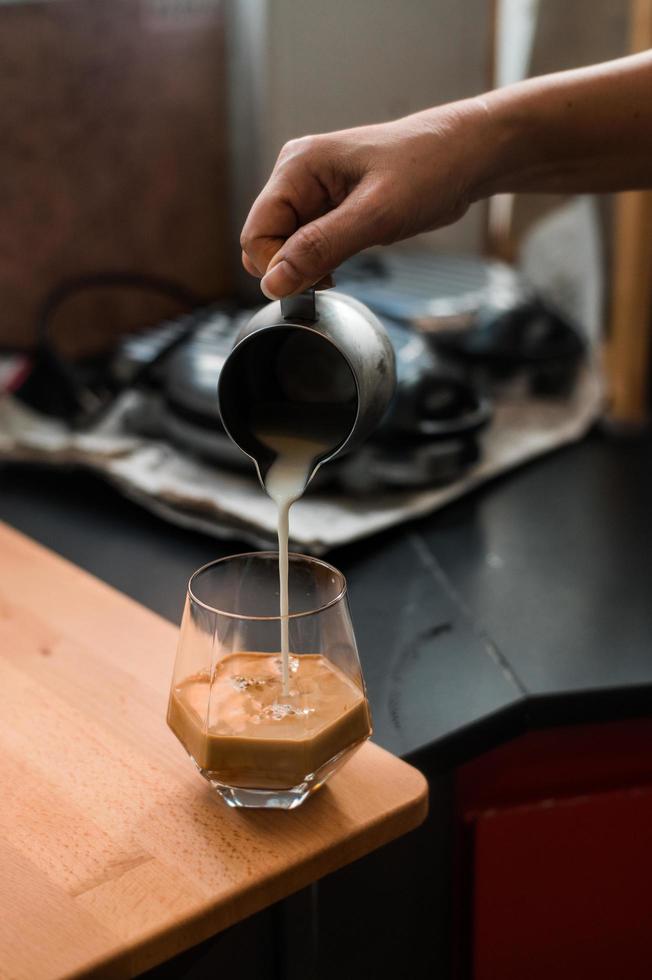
[{"left": 261, "top": 434, "right": 329, "bottom": 696}]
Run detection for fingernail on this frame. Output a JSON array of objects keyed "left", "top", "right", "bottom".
[
  {"left": 259, "top": 279, "right": 278, "bottom": 300},
  {"left": 260, "top": 260, "right": 301, "bottom": 300}
]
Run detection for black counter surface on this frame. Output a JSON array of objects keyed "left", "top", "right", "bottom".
[{"left": 2, "top": 429, "right": 651, "bottom": 771}]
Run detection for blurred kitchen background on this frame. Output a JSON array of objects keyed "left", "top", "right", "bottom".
[
  {"left": 0, "top": 0, "right": 629, "bottom": 345},
  {"left": 0, "top": 0, "right": 648, "bottom": 550}
]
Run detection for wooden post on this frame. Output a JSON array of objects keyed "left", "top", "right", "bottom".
[{"left": 607, "top": 0, "right": 652, "bottom": 427}]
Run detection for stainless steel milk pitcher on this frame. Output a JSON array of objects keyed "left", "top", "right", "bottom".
[{"left": 217, "top": 287, "right": 397, "bottom": 490}]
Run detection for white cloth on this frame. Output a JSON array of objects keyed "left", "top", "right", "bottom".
[{"left": 0, "top": 363, "right": 602, "bottom": 554}]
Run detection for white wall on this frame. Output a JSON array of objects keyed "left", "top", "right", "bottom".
[{"left": 264, "top": 0, "right": 489, "bottom": 150}]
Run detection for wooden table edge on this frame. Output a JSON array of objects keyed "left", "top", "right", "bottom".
[{"left": 79, "top": 760, "right": 429, "bottom": 978}]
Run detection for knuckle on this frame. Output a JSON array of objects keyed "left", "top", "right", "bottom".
[{"left": 278, "top": 134, "right": 318, "bottom": 164}]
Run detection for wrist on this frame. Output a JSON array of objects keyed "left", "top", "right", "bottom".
[
  {"left": 462, "top": 90, "right": 525, "bottom": 201},
  {"left": 414, "top": 93, "right": 520, "bottom": 205}
]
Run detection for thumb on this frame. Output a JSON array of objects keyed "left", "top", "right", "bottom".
[{"left": 260, "top": 188, "right": 385, "bottom": 299}]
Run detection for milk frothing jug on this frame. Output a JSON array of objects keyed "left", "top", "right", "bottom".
[{"left": 218, "top": 288, "right": 397, "bottom": 490}]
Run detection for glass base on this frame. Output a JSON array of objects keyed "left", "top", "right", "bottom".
[
  {"left": 207, "top": 779, "right": 315, "bottom": 810},
  {"left": 192, "top": 739, "right": 367, "bottom": 810}
]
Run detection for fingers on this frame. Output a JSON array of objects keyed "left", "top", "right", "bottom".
[
  {"left": 259, "top": 187, "right": 388, "bottom": 299},
  {"left": 242, "top": 251, "right": 261, "bottom": 278},
  {"left": 240, "top": 192, "right": 296, "bottom": 281},
  {"left": 244, "top": 248, "right": 334, "bottom": 292},
  {"left": 241, "top": 147, "right": 331, "bottom": 283},
  {"left": 240, "top": 135, "right": 391, "bottom": 296}
]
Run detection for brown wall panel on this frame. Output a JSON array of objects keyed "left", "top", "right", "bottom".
[{"left": 0, "top": 0, "right": 231, "bottom": 354}]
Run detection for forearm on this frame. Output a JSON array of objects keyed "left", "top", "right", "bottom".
[{"left": 448, "top": 52, "right": 652, "bottom": 200}]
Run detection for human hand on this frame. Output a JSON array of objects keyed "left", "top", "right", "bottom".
[{"left": 240, "top": 98, "right": 490, "bottom": 299}]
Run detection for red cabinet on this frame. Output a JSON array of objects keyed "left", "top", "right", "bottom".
[{"left": 455, "top": 720, "right": 652, "bottom": 979}]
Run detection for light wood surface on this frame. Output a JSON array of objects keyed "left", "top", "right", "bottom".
[
  {"left": 0, "top": 521, "right": 428, "bottom": 979},
  {"left": 607, "top": 0, "right": 652, "bottom": 426}
]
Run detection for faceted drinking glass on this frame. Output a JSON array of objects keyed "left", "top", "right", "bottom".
[{"left": 167, "top": 552, "right": 372, "bottom": 809}]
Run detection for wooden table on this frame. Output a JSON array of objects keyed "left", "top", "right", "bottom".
[{"left": 0, "top": 523, "right": 428, "bottom": 979}]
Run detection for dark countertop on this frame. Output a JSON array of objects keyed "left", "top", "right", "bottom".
[{"left": 2, "top": 429, "right": 651, "bottom": 770}]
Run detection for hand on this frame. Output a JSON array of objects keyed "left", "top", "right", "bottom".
[{"left": 240, "top": 99, "right": 490, "bottom": 299}]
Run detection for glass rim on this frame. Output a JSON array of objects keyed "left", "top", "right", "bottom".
[{"left": 187, "top": 551, "right": 348, "bottom": 620}]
